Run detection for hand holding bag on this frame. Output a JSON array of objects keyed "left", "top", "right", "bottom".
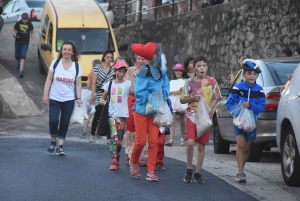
[
  {"left": 96, "top": 81, "right": 113, "bottom": 136},
  {"left": 195, "top": 97, "right": 212, "bottom": 138}
]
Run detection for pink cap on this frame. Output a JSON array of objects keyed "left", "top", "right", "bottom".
[
  {"left": 173, "top": 63, "right": 184, "bottom": 71},
  {"left": 114, "top": 61, "right": 128, "bottom": 69}
]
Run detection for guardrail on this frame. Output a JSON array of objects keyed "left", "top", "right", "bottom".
[{"left": 124, "top": 0, "right": 196, "bottom": 26}]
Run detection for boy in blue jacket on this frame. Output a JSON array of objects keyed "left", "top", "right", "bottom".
[{"left": 225, "top": 59, "right": 266, "bottom": 184}]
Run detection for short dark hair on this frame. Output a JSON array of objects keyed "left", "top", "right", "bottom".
[
  {"left": 281, "top": 48, "right": 293, "bottom": 57},
  {"left": 183, "top": 57, "right": 193, "bottom": 72},
  {"left": 171, "top": 70, "right": 189, "bottom": 80},
  {"left": 102, "top": 49, "right": 114, "bottom": 62},
  {"left": 58, "top": 41, "right": 80, "bottom": 62},
  {"left": 193, "top": 56, "right": 208, "bottom": 66}
]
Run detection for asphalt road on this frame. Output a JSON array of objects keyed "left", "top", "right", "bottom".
[{"left": 0, "top": 138, "right": 257, "bottom": 201}]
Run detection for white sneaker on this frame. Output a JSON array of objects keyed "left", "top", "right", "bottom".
[{"left": 180, "top": 138, "right": 186, "bottom": 146}]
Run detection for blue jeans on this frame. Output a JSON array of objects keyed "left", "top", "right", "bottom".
[
  {"left": 49, "top": 99, "right": 75, "bottom": 140},
  {"left": 14, "top": 42, "right": 29, "bottom": 62}
]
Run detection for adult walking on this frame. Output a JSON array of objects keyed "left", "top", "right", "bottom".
[
  {"left": 43, "top": 41, "right": 82, "bottom": 156},
  {"left": 129, "top": 42, "right": 170, "bottom": 182},
  {"left": 124, "top": 55, "right": 148, "bottom": 166},
  {"left": 12, "top": 13, "right": 34, "bottom": 78},
  {"left": 90, "top": 50, "right": 114, "bottom": 143}
]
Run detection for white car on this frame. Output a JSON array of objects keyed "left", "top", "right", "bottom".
[
  {"left": 95, "top": 0, "right": 114, "bottom": 26},
  {"left": 276, "top": 63, "right": 300, "bottom": 187},
  {"left": 1, "top": 0, "right": 45, "bottom": 23}
]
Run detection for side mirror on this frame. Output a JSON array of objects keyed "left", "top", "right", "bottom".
[
  {"left": 41, "top": 43, "right": 51, "bottom": 52},
  {"left": 118, "top": 44, "right": 128, "bottom": 51},
  {"left": 220, "top": 88, "right": 230, "bottom": 97}
]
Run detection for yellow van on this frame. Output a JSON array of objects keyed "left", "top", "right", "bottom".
[{"left": 37, "top": 0, "right": 126, "bottom": 83}]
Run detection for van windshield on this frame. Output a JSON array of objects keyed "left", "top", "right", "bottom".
[
  {"left": 56, "top": 28, "right": 115, "bottom": 54},
  {"left": 25, "top": 1, "right": 46, "bottom": 8}
]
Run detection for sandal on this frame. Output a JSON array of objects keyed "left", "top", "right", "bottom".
[
  {"left": 139, "top": 160, "right": 147, "bottom": 167},
  {"left": 129, "top": 161, "right": 141, "bottom": 179},
  {"left": 165, "top": 141, "right": 173, "bottom": 147},
  {"left": 146, "top": 171, "right": 159, "bottom": 182}
]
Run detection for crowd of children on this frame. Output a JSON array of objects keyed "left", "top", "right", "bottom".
[{"left": 72, "top": 41, "right": 265, "bottom": 184}]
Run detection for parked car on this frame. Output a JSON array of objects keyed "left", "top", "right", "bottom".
[
  {"left": 213, "top": 57, "right": 300, "bottom": 162},
  {"left": 95, "top": 0, "right": 114, "bottom": 26},
  {"left": 276, "top": 63, "right": 300, "bottom": 187},
  {"left": 1, "top": 0, "right": 45, "bottom": 23}
]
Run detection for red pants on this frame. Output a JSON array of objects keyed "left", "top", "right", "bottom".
[
  {"left": 157, "top": 133, "right": 165, "bottom": 164},
  {"left": 126, "top": 94, "right": 136, "bottom": 132},
  {"left": 131, "top": 112, "right": 159, "bottom": 172}
]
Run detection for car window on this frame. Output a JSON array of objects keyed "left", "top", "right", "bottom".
[
  {"left": 13, "top": 1, "right": 21, "bottom": 12},
  {"left": 266, "top": 63, "right": 299, "bottom": 85},
  {"left": 231, "top": 70, "right": 243, "bottom": 88},
  {"left": 25, "top": 1, "right": 46, "bottom": 8},
  {"left": 95, "top": 0, "right": 107, "bottom": 3},
  {"left": 56, "top": 28, "right": 115, "bottom": 53},
  {"left": 42, "top": 15, "right": 49, "bottom": 40},
  {"left": 47, "top": 23, "right": 53, "bottom": 45},
  {"left": 3, "top": 2, "right": 14, "bottom": 14}
]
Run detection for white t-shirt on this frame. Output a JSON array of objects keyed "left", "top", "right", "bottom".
[
  {"left": 49, "top": 59, "right": 82, "bottom": 102},
  {"left": 103, "top": 80, "right": 131, "bottom": 118}
]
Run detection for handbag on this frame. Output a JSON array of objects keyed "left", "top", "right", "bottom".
[{"left": 96, "top": 80, "right": 113, "bottom": 136}]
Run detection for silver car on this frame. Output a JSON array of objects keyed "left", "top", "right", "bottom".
[
  {"left": 1, "top": 0, "right": 45, "bottom": 23},
  {"left": 276, "top": 63, "right": 300, "bottom": 187},
  {"left": 213, "top": 57, "right": 300, "bottom": 162}
]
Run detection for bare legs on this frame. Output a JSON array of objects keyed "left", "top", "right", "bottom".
[
  {"left": 186, "top": 139, "right": 205, "bottom": 173},
  {"left": 236, "top": 135, "right": 251, "bottom": 173}
]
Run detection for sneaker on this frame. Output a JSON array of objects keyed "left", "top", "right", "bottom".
[
  {"left": 236, "top": 172, "right": 247, "bottom": 184},
  {"left": 79, "top": 133, "right": 86, "bottom": 138},
  {"left": 47, "top": 141, "right": 56, "bottom": 154},
  {"left": 146, "top": 171, "right": 159, "bottom": 182},
  {"left": 19, "top": 73, "right": 24, "bottom": 78},
  {"left": 107, "top": 139, "right": 111, "bottom": 145},
  {"left": 156, "top": 162, "right": 165, "bottom": 170},
  {"left": 194, "top": 173, "right": 204, "bottom": 184},
  {"left": 165, "top": 141, "right": 173, "bottom": 147},
  {"left": 180, "top": 138, "right": 186, "bottom": 146},
  {"left": 89, "top": 136, "right": 96, "bottom": 143},
  {"left": 110, "top": 160, "right": 119, "bottom": 170},
  {"left": 183, "top": 169, "right": 193, "bottom": 183},
  {"left": 56, "top": 146, "right": 65, "bottom": 156}
]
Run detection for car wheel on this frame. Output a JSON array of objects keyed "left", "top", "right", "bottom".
[
  {"left": 38, "top": 51, "right": 46, "bottom": 74},
  {"left": 281, "top": 125, "right": 300, "bottom": 187},
  {"left": 213, "top": 117, "right": 230, "bottom": 154},
  {"left": 247, "top": 142, "right": 263, "bottom": 162}
]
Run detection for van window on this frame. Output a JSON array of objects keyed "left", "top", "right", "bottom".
[
  {"left": 267, "top": 63, "right": 299, "bottom": 85},
  {"left": 12, "top": 1, "right": 21, "bottom": 12},
  {"left": 3, "top": 2, "right": 14, "bottom": 14},
  {"left": 47, "top": 23, "right": 53, "bottom": 45},
  {"left": 42, "top": 15, "right": 49, "bottom": 40},
  {"left": 56, "top": 28, "right": 115, "bottom": 53},
  {"left": 25, "top": 1, "right": 46, "bottom": 8}
]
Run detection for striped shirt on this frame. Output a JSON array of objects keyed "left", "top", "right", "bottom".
[{"left": 93, "top": 63, "right": 114, "bottom": 102}]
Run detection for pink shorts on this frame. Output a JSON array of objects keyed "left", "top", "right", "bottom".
[{"left": 186, "top": 118, "right": 210, "bottom": 144}]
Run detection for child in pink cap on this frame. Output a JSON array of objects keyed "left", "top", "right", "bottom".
[{"left": 100, "top": 61, "right": 134, "bottom": 170}]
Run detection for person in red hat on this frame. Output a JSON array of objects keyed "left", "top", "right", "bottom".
[
  {"left": 124, "top": 55, "right": 149, "bottom": 166},
  {"left": 99, "top": 61, "right": 133, "bottom": 170},
  {"left": 129, "top": 42, "right": 170, "bottom": 182}
]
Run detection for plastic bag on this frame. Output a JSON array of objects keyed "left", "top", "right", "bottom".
[
  {"left": 70, "top": 103, "right": 88, "bottom": 125},
  {"left": 145, "top": 90, "right": 164, "bottom": 114},
  {"left": 195, "top": 98, "right": 212, "bottom": 138},
  {"left": 85, "top": 102, "right": 96, "bottom": 115},
  {"left": 171, "top": 95, "right": 187, "bottom": 113},
  {"left": 153, "top": 101, "right": 173, "bottom": 128},
  {"left": 82, "top": 88, "right": 92, "bottom": 102},
  {"left": 230, "top": 102, "right": 256, "bottom": 132}
]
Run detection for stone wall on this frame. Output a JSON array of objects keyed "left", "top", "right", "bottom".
[{"left": 114, "top": 0, "right": 300, "bottom": 88}]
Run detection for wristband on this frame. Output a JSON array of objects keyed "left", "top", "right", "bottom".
[{"left": 77, "top": 98, "right": 81, "bottom": 100}]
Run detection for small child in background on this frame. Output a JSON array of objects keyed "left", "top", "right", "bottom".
[
  {"left": 80, "top": 59, "right": 101, "bottom": 139},
  {"left": 156, "top": 98, "right": 173, "bottom": 170}
]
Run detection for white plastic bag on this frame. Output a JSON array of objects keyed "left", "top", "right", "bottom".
[
  {"left": 81, "top": 88, "right": 92, "bottom": 102},
  {"left": 195, "top": 98, "right": 212, "bottom": 138},
  {"left": 146, "top": 90, "right": 164, "bottom": 114},
  {"left": 85, "top": 102, "right": 96, "bottom": 115},
  {"left": 232, "top": 106, "right": 256, "bottom": 132},
  {"left": 171, "top": 95, "right": 187, "bottom": 113},
  {"left": 153, "top": 101, "right": 173, "bottom": 128},
  {"left": 70, "top": 103, "right": 88, "bottom": 125}
]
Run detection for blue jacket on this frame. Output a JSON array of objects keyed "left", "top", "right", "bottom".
[
  {"left": 225, "top": 81, "right": 266, "bottom": 121},
  {"left": 133, "top": 65, "right": 170, "bottom": 116}
]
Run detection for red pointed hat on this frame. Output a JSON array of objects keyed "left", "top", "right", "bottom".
[{"left": 131, "top": 42, "right": 158, "bottom": 61}]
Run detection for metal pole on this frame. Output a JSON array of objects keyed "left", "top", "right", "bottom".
[
  {"left": 189, "top": 0, "right": 192, "bottom": 11},
  {"left": 125, "top": 0, "right": 127, "bottom": 26},
  {"left": 139, "top": 0, "right": 142, "bottom": 23},
  {"left": 172, "top": 0, "right": 175, "bottom": 16}
]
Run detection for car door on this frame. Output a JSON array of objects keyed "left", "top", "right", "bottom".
[
  {"left": 216, "top": 70, "right": 243, "bottom": 138},
  {"left": 2, "top": 1, "right": 22, "bottom": 23}
]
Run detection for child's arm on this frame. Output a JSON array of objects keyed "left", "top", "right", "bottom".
[
  {"left": 225, "top": 93, "right": 239, "bottom": 111},
  {"left": 180, "top": 96, "right": 199, "bottom": 104},
  {"left": 249, "top": 95, "right": 266, "bottom": 113},
  {"left": 162, "top": 74, "right": 170, "bottom": 101},
  {"left": 99, "top": 91, "right": 108, "bottom": 105}
]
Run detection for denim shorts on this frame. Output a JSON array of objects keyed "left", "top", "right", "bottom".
[
  {"left": 15, "top": 42, "right": 29, "bottom": 60},
  {"left": 233, "top": 125, "right": 256, "bottom": 141}
]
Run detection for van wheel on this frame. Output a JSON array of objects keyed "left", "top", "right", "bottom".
[
  {"left": 213, "top": 117, "right": 230, "bottom": 154},
  {"left": 38, "top": 52, "right": 45, "bottom": 74},
  {"left": 247, "top": 142, "right": 263, "bottom": 162},
  {"left": 281, "top": 126, "right": 300, "bottom": 187}
]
